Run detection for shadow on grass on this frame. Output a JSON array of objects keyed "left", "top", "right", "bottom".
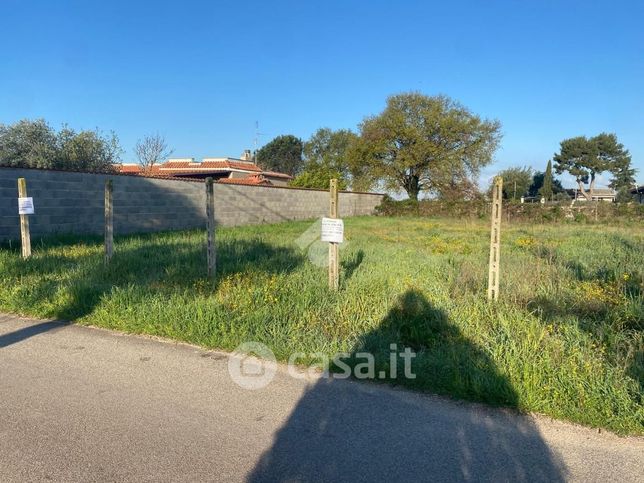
[
  {"left": 341, "top": 249, "right": 364, "bottom": 283},
  {"left": 249, "top": 290, "right": 565, "bottom": 482},
  {"left": 349, "top": 290, "right": 518, "bottom": 405},
  {"left": 1, "top": 234, "right": 305, "bottom": 322}
]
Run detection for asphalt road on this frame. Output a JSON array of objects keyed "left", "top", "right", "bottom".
[{"left": 1, "top": 314, "right": 642, "bottom": 482}]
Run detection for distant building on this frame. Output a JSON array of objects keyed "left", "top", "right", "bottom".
[
  {"left": 565, "top": 188, "right": 616, "bottom": 202},
  {"left": 630, "top": 185, "right": 644, "bottom": 203},
  {"left": 117, "top": 150, "right": 293, "bottom": 187}
]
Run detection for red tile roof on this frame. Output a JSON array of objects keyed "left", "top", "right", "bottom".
[
  {"left": 199, "top": 160, "right": 262, "bottom": 172},
  {"left": 119, "top": 164, "right": 143, "bottom": 173},
  {"left": 262, "top": 171, "right": 293, "bottom": 179},
  {"left": 117, "top": 159, "right": 263, "bottom": 176},
  {"left": 217, "top": 175, "right": 272, "bottom": 186}
]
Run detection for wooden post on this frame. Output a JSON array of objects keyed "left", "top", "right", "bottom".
[
  {"left": 487, "top": 176, "right": 503, "bottom": 301},
  {"left": 206, "top": 177, "right": 216, "bottom": 278},
  {"left": 17, "top": 178, "right": 31, "bottom": 259},
  {"left": 104, "top": 179, "right": 113, "bottom": 264},
  {"left": 328, "top": 179, "right": 339, "bottom": 290}
]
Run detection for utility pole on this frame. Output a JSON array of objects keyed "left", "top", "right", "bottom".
[{"left": 513, "top": 181, "right": 516, "bottom": 201}]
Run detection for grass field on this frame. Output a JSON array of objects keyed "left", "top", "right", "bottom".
[{"left": 1, "top": 216, "right": 642, "bottom": 434}]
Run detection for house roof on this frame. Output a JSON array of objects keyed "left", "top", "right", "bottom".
[
  {"left": 566, "top": 187, "right": 616, "bottom": 196},
  {"left": 217, "top": 174, "right": 272, "bottom": 186},
  {"left": 117, "top": 159, "right": 263, "bottom": 176},
  {"left": 590, "top": 189, "right": 616, "bottom": 196},
  {"left": 115, "top": 158, "right": 299, "bottom": 186},
  {"left": 262, "top": 171, "right": 293, "bottom": 179},
  {"left": 119, "top": 164, "right": 143, "bottom": 173}
]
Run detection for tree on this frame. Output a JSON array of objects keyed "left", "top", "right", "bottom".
[
  {"left": 290, "top": 164, "right": 348, "bottom": 190},
  {"left": 608, "top": 155, "right": 636, "bottom": 193},
  {"left": 528, "top": 167, "right": 564, "bottom": 198},
  {"left": 256, "top": 135, "right": 303, "bottom": 176},
  {"left": 135, "top": 133, "right": 173, "bottom": 172},
  {"left": 553, "top": 133, "right": 632, "bottom": 201},
  {"left": 56, "top": 125, "right": 121, "bottom": 172},
  {"left": 0, "top": 119, "right": 121, "bottom": 172},
  {"left": 541, "top": 160, "right": 553, "bottom": 200},
  {"left": 349, "top": 92, "right": 501, "bottom": 200},
  {"left": 0, "top": 119, "right": 58, "bottom": 168},
  {"left": 494, "top": 167, "right": 533, "bottom": 200},
  {"left": 291, "top": 128, "right": 356, "bottom": 189}
]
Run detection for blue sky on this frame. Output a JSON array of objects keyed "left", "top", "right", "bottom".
[{"left": 2, "top": 0, "right": 642, "bottom": 187}]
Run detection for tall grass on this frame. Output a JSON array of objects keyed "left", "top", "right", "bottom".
[{"left": 0, "top": 217, "right": 642, "bottom": 434}]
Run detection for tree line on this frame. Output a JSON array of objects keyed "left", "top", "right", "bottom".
[
  {"left": 257, "top": 93, "right": 502, "bottom": 199},
  {"left": 0, "top": 120, "right": 175, "bottom": 174},
  {"left": 0, "top": 119, "right": 121, "bottom": 173},
  {"left": 256, "top": 93, "right": 637, "bottom": 201},
  {"left": 493, "top": 162, "right": 564, "bottom": 201},
  {"left": 1, "top": 93, "right": 637, "bottom": 201}
]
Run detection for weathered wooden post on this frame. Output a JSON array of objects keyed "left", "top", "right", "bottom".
[
  {"left": 328, "top": 179, "right": 339, "bottom": 290},
  {"left": 487, "top": 176, "right": 503, "bottom": 301},
  {"left": 205, "top": 177, "right": 216, "bottom": 278},
  {"left": 17, "top": 178, "right": 32, "bottom": 258},
  {"left": 104, "top": 179, "right": 114, "bottom": 264}
]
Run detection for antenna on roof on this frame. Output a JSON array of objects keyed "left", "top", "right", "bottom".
[{"left": 253, "top": 121, "right": 265, "bottom": 162}]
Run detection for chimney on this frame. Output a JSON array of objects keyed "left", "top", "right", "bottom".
[{"left": 241, "top": 149, "right": 252, "bottom": 161}]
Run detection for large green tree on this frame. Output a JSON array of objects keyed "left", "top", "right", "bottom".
[
  {"left": 56, "top": 126, "right": 121, "bottom": 172},
  {"left": 0, "top": 119, "right": 121, "bottom": 172},
  {"left": 349, "top": 93, "right": 501, "bottom": 200},
  {"left": 494, "top": 166, "right": 533, "bottom": 200},
  {"left": 553, "top": 133, "right": 632, "bottom": 200},
  {"left": 256, "top": 134, "right": 303, "bottom": 176},
  {"left": 0, "top": 119, "right": 58, "bottom": 168},
  {"left": 290, "top": 128, "right": 356, "bottom": 189}
]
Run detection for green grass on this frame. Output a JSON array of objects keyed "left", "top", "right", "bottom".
[{"left": 1, "top": 217, "right": 642, "bottom": 434}]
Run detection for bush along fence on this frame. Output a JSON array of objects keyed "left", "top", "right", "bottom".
[{"left": 376, "top": 196, "right": 644, "bottom": 223}]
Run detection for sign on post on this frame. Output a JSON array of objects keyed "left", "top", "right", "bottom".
[
  {"left": 487, "top": 176, "right": 503, "bottom": 301},
  {"left": 321, "top": 217, "right": 344, "bottom": 244},
  {"left": 327, "top": 179, "right": 340, "bottom": 290},
  {"left": 18, "top": 197, "right": 35, "bottom": 215},
  {"left": 17, "top": 178, "right": 32, "bottom": 258}
]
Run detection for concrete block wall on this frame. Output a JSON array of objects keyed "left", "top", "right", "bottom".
[{"left": 0, "top": 168, "right": 384, "bottom": 241}]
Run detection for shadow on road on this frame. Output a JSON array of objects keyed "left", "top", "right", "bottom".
[
  {"left": 248, "top": 290, "right": 567, "bottom": 482},
  {"left": 0, "top": 320, "right": 69, "bottom": 348}
]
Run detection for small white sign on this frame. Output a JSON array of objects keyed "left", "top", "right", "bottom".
[
  {"left": 321, "top": 217, "right": 344, "bottom": 243},
  {"left": 18, "top": 197, "right": 35, "bottom": 215}
]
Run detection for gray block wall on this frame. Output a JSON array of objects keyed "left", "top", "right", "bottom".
[{"left": 0, "top": 168, "right": 384, "bottom": 241}]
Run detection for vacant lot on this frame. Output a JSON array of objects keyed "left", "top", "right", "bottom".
[{"left": 1, "top": 217, "right": 642, "bottom": 434}]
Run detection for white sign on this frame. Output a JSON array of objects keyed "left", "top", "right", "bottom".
[
  {"left": 321, "top": 217, "right": 344, "bottom": 243},
  {"left": 18, "top": 197, "right": 35, "bottom": 215}
]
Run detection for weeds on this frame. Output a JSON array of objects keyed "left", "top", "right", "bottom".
[{"left": 0, "top": 217, "right": 642, "bottom": 434}]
